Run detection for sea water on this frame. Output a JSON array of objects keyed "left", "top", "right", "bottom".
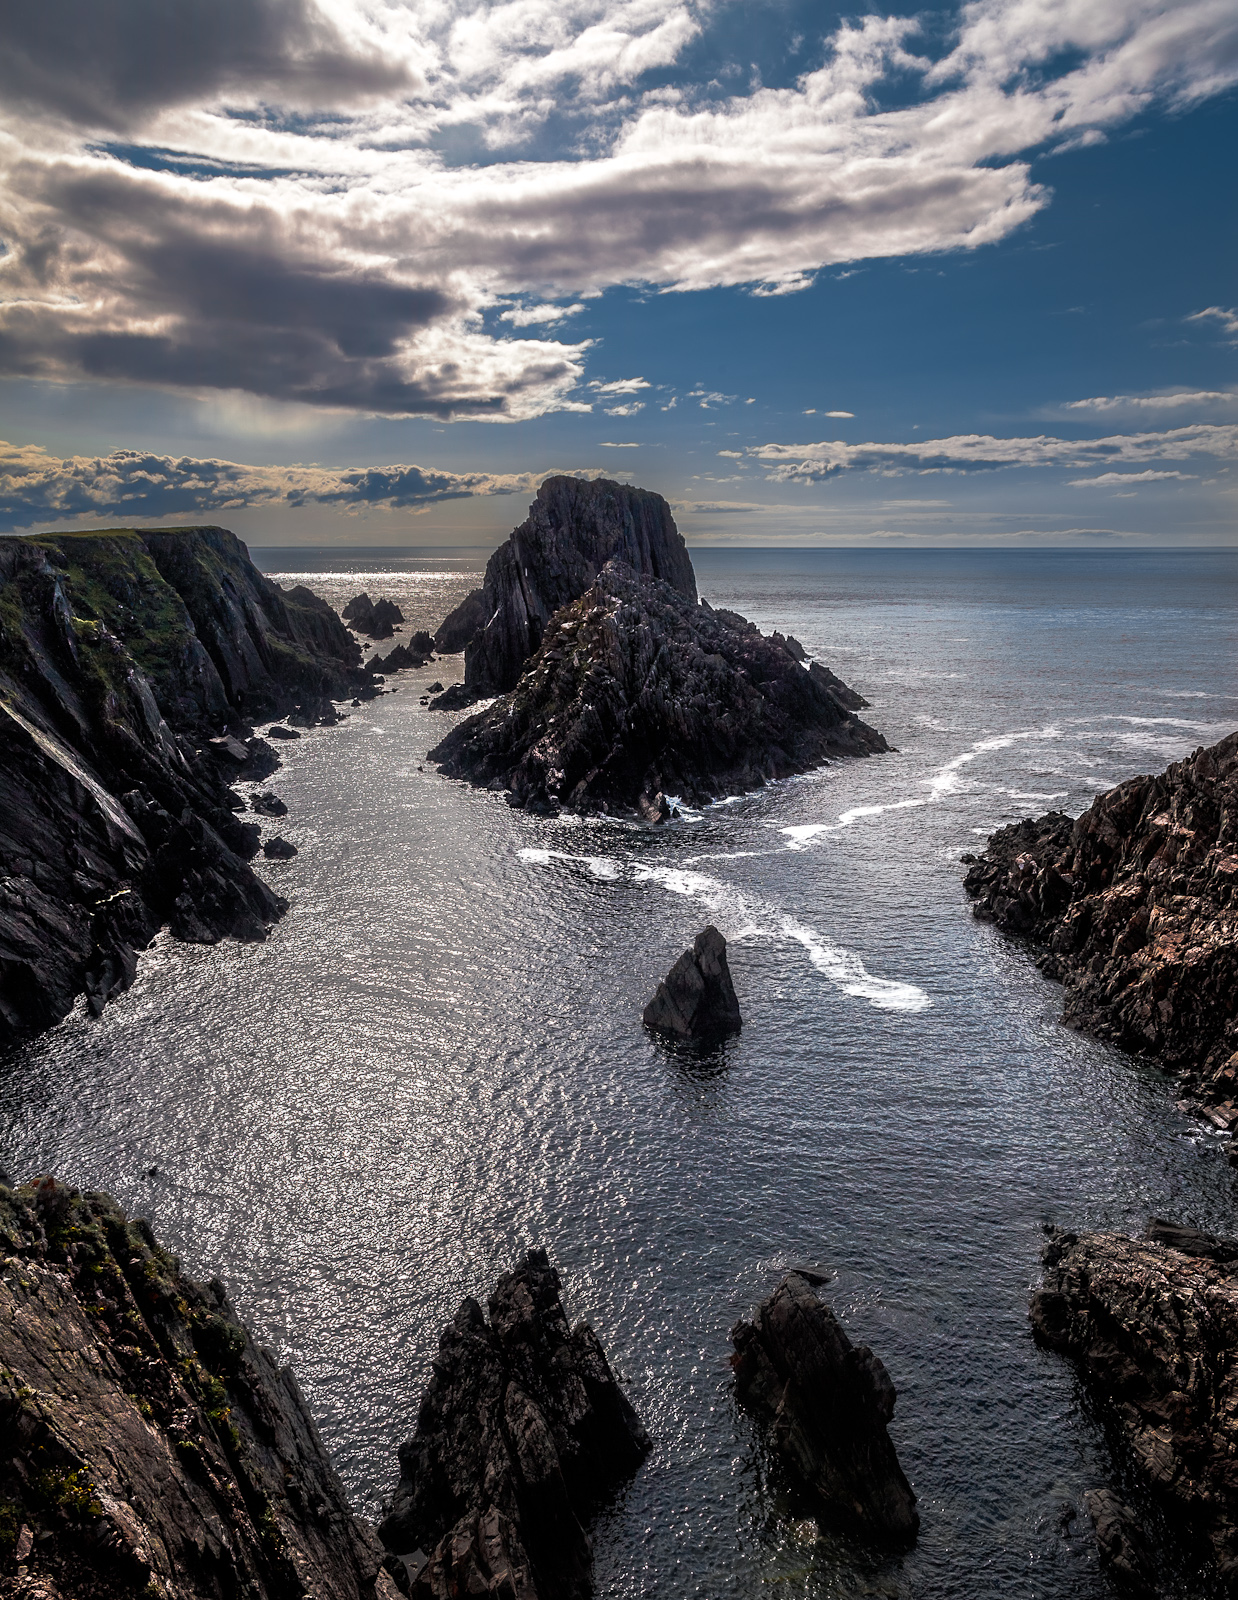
[{"left": 2, "top": 547, "right": 1236, "bottom": 1598}]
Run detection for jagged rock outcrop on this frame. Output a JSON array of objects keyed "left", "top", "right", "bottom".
[
  {"left": 730, "top": 1273, "right": 918, "bottom": 1545},
  {"left": 963, "top": 733, "right": 1238, "bottom": 1111},
  {"left": 343, "top": 595, "right": 404, "bottom": 640},
  {"left": 643, "top": 926, "right": 742, "bottom": 1042},
  {"left": 0, "top": 1175, "right": 398, "bottom": 1600},
  {"left": 0, "top": 526, "right": 369, "bottom": 1045},
  {"left": 429, "top": 564, "right": 886, "bottom": 815},
  {"left": 446, "top": 477, "right": 697, "bottom": 697},
  {"left": 1080, "top": 1488, "right": 1156, "bottom": 1596},
  {"left": 379, "top": 1249, "right": 650, "bottom": 1599},
  {"left": 1030, "top": 1222, "right": 1238, "bottom": 1588},
  {"left": 434, "top": 590, "right": 488, "bottom": 655}
]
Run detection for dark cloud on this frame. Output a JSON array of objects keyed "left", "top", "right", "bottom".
[
  {"left": 0, "top": 441, "right": 547, "bottom": 531},
  {"left": 0, "top": 0, "right": 414, "bottom": 130}
]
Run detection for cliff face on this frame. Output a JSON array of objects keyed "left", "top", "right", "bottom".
[
  {"left": 0, "top": 527, "right": 367, "bottom": 1046},
  {"left": 0, "top": 1175, "right": 397, "bottom": 1600},
  {"left": 429, "top": 565, "right": 887, "bottom": 815},
  {"left": 962, "top": 733, "right": 1238, "bottom": 1110},
  {"left": 1031, "top": 1223, "right": 1238, "bottom": 1589},
  {"left": 449, "top": 477, "right": 697, "bottom": 696}
]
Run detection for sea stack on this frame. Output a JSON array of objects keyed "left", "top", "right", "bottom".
[
  {"left": 963, "top": 731, "right": 1238, "bottom": 1115},
  {"left": 643, "top": 926, "right": 742, "bottom": 1043},
  {"left": 1031, "top": 1222, "right": 1238, "bottom": 1586},
  {"left": 730, "top": 1273, "right": 919, "bottom": 1546},
  {"left": 380, "top": 1249, "right": 650, "bottom": 1598}
]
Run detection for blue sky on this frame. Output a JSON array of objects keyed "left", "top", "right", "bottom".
[{"left": 0, "top": 0, "right": 1234, "bottom": 547}]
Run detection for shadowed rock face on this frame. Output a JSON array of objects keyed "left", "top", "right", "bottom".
[
  {"left": 963, "top": 732, "right": 1238, "bottom": 1111},
  {"left": 643, "top": 926, "right": 742, "bottom": 1042},
  {"left": 429, "top": 565, "right": 886, "bottom": 815},
  {"left": 0, "top": 1176, "right": 397, "bottom": 1600},
  {"left": 1031, "top": 1224, "right": 1238, "bottom": 1588},
  {"left": 380, "top": 1249, "right": 650, "bottom": 1600},
  {"left": 459, "top": 477, "right": 697, "bottom": 696},
  {"left": 0, "top": 526, "right": 368, "bottom": 1045},
  {"left": 434, "top": 589, "right": 488, "bottom": 655},
  {"left": 730, "top": 1273, "right": 918, "bottom": 1546}
]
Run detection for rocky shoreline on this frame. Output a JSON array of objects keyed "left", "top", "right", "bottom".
[
  {"left": 0, "top": 526, "right": 373, "bottom": 1047},
  {"left": 963, "top": 732, "right": 1238, "bottom": 1117}
]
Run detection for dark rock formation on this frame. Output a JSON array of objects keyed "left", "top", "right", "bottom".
[
  {"left": 266, "top": 724, "right": 301, "bottom": 740},
  {"left": 731, "top": 1273, "right": 918, "bottom": 1545},
  {"left": 365, "top": 644, "right": 433, "bottom": 674},
  {"left": 643, "top": 926, "right": 742, "bottom": 1042},
  {"left": 963, "top": 733, "right": 1238, "bottom": 1111},
  {"left": 0, "top": 526, "right": 369, "bottom": 1046},
  {"left": 0, "top": 1175, "right": 397, "bottom": 1600},
  {"left": 1030, "top": 1223, "right": 1238, "bottom": 1587},
  {"left": 1080, "top": 1488, "right": 1156, "bottom": 1596},
  {"left": 451, "top": 477, "right": 698, "bottom": 697},
  {"left": 262, "top": 837, "right": 297, "bottom": 859},
  {"left": 250, "top": 792, "right": 288, "bottom": 817},
  {"left": 380, "top": 1249, "right": 650, "bottom": 1599},
  {"left": 429, "top": 563, "right": 887, "bottom": 815},
  {"left": 434, "top": 589, "right": 488, "bottom": 655},
  {"left": 344, "top": 595, "right": 404, "bottom": 640}
]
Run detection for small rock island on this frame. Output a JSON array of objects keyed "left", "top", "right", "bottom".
[{"left": 643, "top": 926, "right": 742, "bottom": 1042}]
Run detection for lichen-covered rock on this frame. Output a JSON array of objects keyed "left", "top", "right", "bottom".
[
  {"left": 379, "top": 1249, "right": 649, "bottom": 1600},
  {"left": 453, "top": 477, "right": 698, "bottom": 697},
  {"left": 1030, "top": 1223, "right": 1238, "bottom": 1589},
  {"left": 643, "top": 927, "right": 742, "bottom": 1042},
  {"left": 429, "top": 565, "right": 886, "bottom": 815},
  {"left": 0, "top": 1175, "right": 397, "bottom": 1600},
  {"left": 0, "top": 527, "right": 368, "bottom": 1045},
  {"left": 963, "top": 733, "right": 1238, "bottom": 1107},
  {"left": 730, "top": 1273, "right": 918, "bottom": 1546}
]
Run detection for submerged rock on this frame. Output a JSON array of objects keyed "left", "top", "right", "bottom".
[
  {"left": 963, "top": 732, "right": 1238, "bottom": 1110},
  {"left": 1031, "top": 1223, "right": 1238, "bottom": 1585},
  {"left": 0, "top": 1176, "right": 397, "bottom": 1600},
  {"left": 730, "top": 1273, "right": 918, "bottom": 1546},
  {"left": 643, "top": 926, "right": 742, "bottom": 1042},
  {"left": 446, "top": 477, "right": 698, "bottom": 697},
  {"left": 380, "top": 1248, "right": 650, "bottom": 1599},
  {"left": 429, "top": 563, "right": 886, "bottom": 815}
]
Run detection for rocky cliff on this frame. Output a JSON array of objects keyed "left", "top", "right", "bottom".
[
  {"left": 963, "top": 732, "right": 1238, "bottom": 1114},
  {"left": 0, "top": 1175, "right": 397, "bottom": 1600},
  {"left": 1031, "top": 1221, "right": 1238, "bottom": 1589},
  {"left": 440, "top": 477, "right": 697, "bottom": 697},
  {"left": 429, "top": 563, "right": 887, "bottom": 816},
  {"left": 731, "top": 1273, "right": 918, "bottom": 1546},
  {"left": 380, "top": 1249, "right": 649, "bottom": 1599},
  {"left": 0, "top": 526, "right": 368, "bottom": 1046}
]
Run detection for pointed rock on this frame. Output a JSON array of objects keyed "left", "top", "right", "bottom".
[{"left": 643, "top": 927, "right": 742, "bottom": 1042}]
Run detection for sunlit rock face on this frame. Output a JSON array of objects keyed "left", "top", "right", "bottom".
[
  {"left": 458, "top": 477, "right": 697, "bottom": 697},
  {"left": 963, "top": 731, "right": 1238, "bottom": 1108},
  {"left": 430, "top": 562, "right": 886, "bottom": 816}
]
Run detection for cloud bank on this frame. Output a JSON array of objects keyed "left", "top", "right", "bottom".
[{"left": 1, "top": 0, "right": 1236, "bottom": 417}]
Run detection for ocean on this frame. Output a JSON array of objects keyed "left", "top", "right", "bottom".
[{"left": 3, "top": 546, "right": 1236, "bottom": 1598}]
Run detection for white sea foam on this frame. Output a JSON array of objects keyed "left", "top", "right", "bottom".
[{"left": 517, "top": 847, "right": 931, "bottom": 1012}]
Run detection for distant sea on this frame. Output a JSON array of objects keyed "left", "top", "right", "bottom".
[{"left": 4, "top": 547, "right": 1236, "bottom": 1598}]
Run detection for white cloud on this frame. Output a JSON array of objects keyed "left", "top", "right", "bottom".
[
  {"left": 0, "top": 0, "right": 1236, "bottom": 415},
  {"left": 717, "top": 449, "right": 743, "bottom": 458},
  {"left": 750, "top": 423, "right": 1238, "bottom": 480},
  {"left": 598, "top": 440, "right": 640, "bottom": 447},
  {"left": 1064, "top": 390, "right": 1237, "bottom": 411},
  {"left": 1068, "top": 469, "right": 1196, "bottom": 485},
  {"left": 824, "top": 410, "right": 855, "bottom": 418},
  {"left": 604, "top": 401, "right": 644, "bottom": 415},
  {"left": 688, "top": 389, "right": 737, "bottom": 409},
  {"left": 589, "top": 377, "right": 652, "bottom": 393},
  {"left": 1187, "top": 306, "right": 1238, "bottom": 340}
]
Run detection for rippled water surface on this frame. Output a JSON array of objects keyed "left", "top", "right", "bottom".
[{"left": 4, "top": 547, "right": 1237, "bottom": 1598}]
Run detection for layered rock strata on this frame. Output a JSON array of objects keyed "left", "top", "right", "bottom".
[
  {"left": 445, "top": 477, "right": 697, "bottom": 697},
  {"left": 380, "top": 1249, "right": 650, "bottom": 1599},
  {"left": 643, "top": 926, "right": 742, "bottom": 1042},
  {"left": 730, "top": 1273, "right": 918, "bottom": 1545},
  {"left": 0, "top": 1175, "right": 397, "bottom": 1600},
  {"left": 0, "top": 526, "right": 368, "bottom": 1045},
  {"left": 1030, "top": 1223, "right": 1238, "bottom": 1587},
  {"left": 429, "top": 565, "right": 886, "bottom": 815},
  {"left": 963, "top": 733, "right": 1238, "bottom": 1110}
]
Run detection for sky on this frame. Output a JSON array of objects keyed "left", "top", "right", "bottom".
[{"left": 0, "top": 0, "right": 1235, "bottom": 548}]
